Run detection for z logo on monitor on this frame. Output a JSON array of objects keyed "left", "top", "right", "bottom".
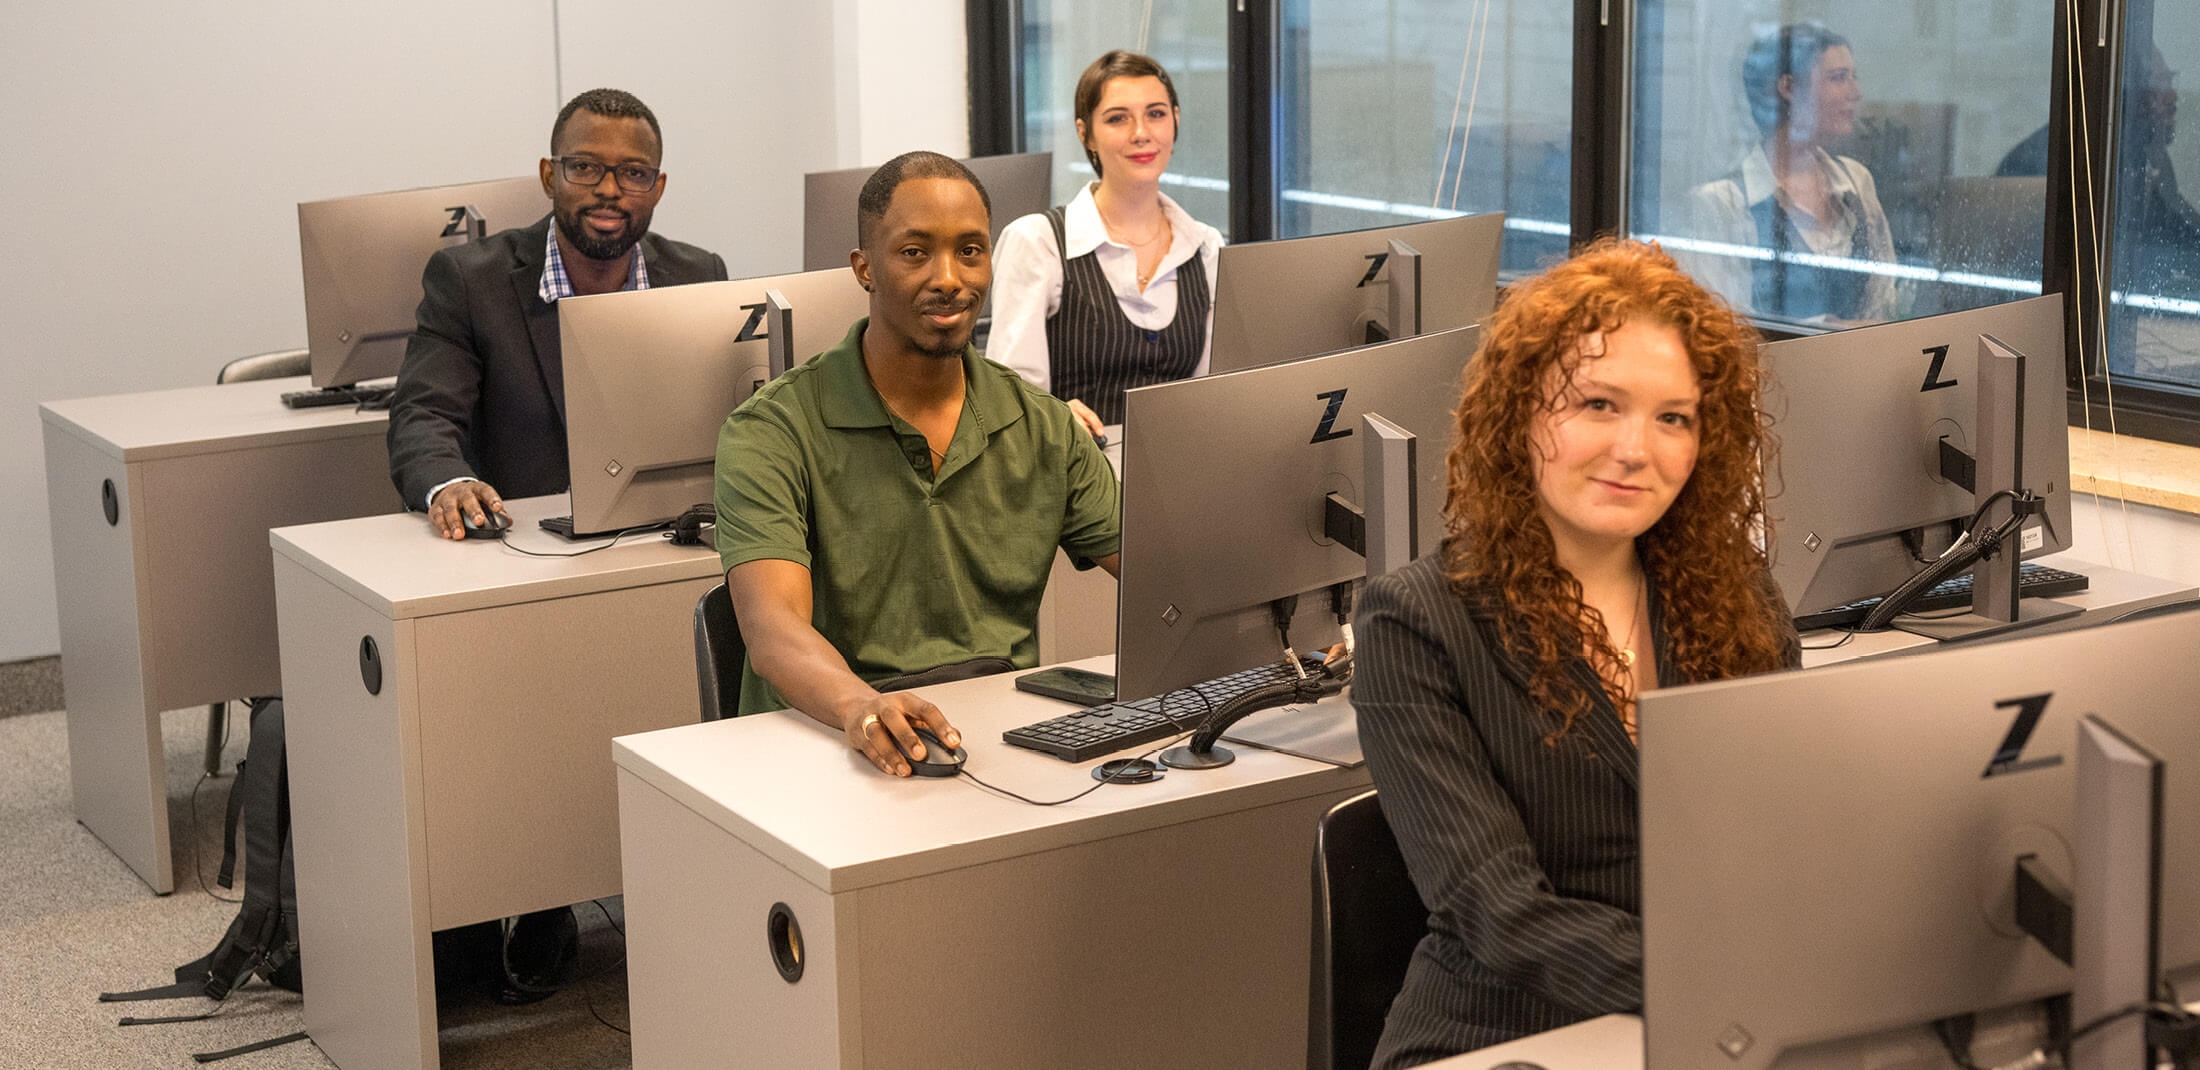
[
  {"left": 1982, "top": 692, "right": 2062, "bottom": 778},
  {"left": 440, "top": 206, "right": 471, "bottom": 238},
  {"left": 735, "top": 302, "right": 770, "bottom": 343},
  {"left": 1357, "top": 253, "right": 1388, "bottom": 288},
  {"left": 1920, "top": 344, "right": 1960, "bottom": 392},
  {"left": 1311, "top": 388, "right": 1353, "bottom": 444}
]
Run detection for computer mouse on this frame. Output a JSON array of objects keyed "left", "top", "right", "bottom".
[
  {"left": 896, "top": 727, "right": 966, "bottom": 777},
  {"left": 463, "top": 511, "right": 511, "bottom": 539}
]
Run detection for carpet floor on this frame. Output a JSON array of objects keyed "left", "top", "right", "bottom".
[{"left": 0, "top": 703, "right": 635, "bottom": 1068}]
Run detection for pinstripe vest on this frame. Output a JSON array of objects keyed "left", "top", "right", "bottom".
[{"left": 1041, "top": 206, "right": 1210, "bottom": 425}]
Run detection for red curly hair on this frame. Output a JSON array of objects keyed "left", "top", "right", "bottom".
[{"left": 1444, "top": 238, "right": 1791, "bottom": 741}]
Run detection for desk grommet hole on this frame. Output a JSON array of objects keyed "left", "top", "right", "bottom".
[
  {"left": 359, "top": 636, "right": 382, "bottom": 696},
  {"left": 767, "top": 902, "right": 804, "bottom": 983}
]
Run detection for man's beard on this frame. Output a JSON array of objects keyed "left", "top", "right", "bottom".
[
  {"left": 556, "top": 204, "right": 646, "bottom": 262},
  {"left": 918, "top": 336, "right": 967, "bottom": 360}
]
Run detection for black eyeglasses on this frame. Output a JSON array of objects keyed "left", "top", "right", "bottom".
[{"left": 553, "top": 156, "right": 660, "bottom": 193}]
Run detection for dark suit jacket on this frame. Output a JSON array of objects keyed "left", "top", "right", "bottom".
[
  {"left": 1353, "top": 552, "right": 1797, "bottom": 1068},
  {"left": 386, "top": 214, "right": 730, "bottom": 508}
]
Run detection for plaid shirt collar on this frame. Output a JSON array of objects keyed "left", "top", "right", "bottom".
[{"left": 539, "top": 223, "right": 650, "bottom": 304}]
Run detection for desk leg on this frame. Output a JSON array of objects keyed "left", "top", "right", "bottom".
[
  {"left": 278, "top": 557, "right": 438, "bottom": 1070},
  {"left": 44, "top": 424, "right": 173, "bottom": 894}
]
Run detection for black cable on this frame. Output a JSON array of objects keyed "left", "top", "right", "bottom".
[
  {"left": 2057, "top": 1000, "right": 2178, "bottom": 1062},
  {"left": 959, "top": 689, "right": 1223, "bottom": 806},
  {"left": 578, "top": 899, "right": 630, "bottom": 1037},
  {"left": 1799, "top": 630, "right": 1857, "bottom": 651},
  {"left": 957, "top": 731, "right": 1192, "bottom": 806},
  {"left": 493, "top": 525, "right": 666, "bottom": 558},
  {"left": 1857, "top": 495, "right": 2035, "bottom": 632}
]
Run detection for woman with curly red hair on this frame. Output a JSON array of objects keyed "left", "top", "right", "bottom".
[{"left": 1354, "top": 238, "right": 1798, "bottom": 1066}]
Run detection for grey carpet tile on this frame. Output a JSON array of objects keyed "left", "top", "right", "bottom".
[
  {"left": 0, "top": 655, "right": 65, "bottom": 719},
  {"left": 1, "top": 705, "right": 634, "bottom": 1068}
]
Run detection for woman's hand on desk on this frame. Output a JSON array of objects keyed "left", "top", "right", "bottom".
[
  {"left": 841, "top": 693, "right": 963, "bottom": 777},
  {"left": 1065, "top": 398, "right": 1106, "bottom": 441}
]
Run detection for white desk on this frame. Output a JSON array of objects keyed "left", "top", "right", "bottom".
[
  {"left": 272, "top": 495, "right": 722, "bottom": 1070},
  {"left": 613, "top": 659, "right": 1370, "bottom": 1069},
  {"left": 1422, "top": 1014, "right": 1642, "bottom": 1068},
  {"left": 39, "top": 375, "right": 400, "bottom": 893}
]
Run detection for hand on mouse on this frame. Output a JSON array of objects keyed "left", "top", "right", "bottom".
[
  {"left": 841, "top": 693, "right": 963, "bottom": 777},
  {"left": 429, "top": 480, "right": 509, "bottom": 540},
  {"left": 1065, "top": 398, "right": 1106, "bottom": 441}
]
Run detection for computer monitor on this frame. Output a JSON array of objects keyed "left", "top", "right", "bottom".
[
  {"left": 1207, "top": 212, "right": 1505, "bottom": 375},
  {"left": 801, "top": 152, "right": 1053, "bottom": 272},
  {"left": 1637, "top": 606, "right": 2200, "bottom": 1069},
  {"left": 1762, "top": 295, "right": 2073, "bottom": 619},
  {"left": 557, "top": 267, "right": 870, "bottom": 537},
  {"left": 1114, "top": 324, "right": 1477, "bottom": 702},
  {"left": 298, "top": 176, "right": 547, "bottom": 388}
]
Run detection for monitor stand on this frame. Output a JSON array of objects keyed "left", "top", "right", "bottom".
[{"left": 1897, "top": 334, "right": 2083, "bottom": 642}]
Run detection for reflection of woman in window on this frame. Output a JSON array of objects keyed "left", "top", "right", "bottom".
[
  {"left": 1686, "top": 22, "right": 1900, "bottom": 325},
  {"left": 1355, "top": 241, "right": 1799, "bottom": 1068},
  {"left": 988, "top": 50, "right": 1225, "bottom": 435}
]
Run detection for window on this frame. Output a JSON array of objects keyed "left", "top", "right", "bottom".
[
  {"left": 2102, "top": 4, "right": 2200, "bottom": 393},
  {"left": 1274, "top": 0, "right": 1574, "bottom": 274},
  {"left": 1017, "top": 1, "right": 1232, "bottom": 237},
  {"left": 1628, "top": 1, "right": 2055, "bottom": 331}
]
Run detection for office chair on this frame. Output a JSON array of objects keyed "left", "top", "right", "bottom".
[
  {"left": 1309, "top": 789, "right": 1426, "bottom": 1070},
  {"left": 694, "top": 582, "right": 745, "bottom": 721},
  {"left": 203, "top": 348, "right": 312, "bottom": 775}
]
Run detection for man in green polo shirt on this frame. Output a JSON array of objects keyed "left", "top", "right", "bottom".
[{"left": 714, "top": 151, "right": 1121, "bottom": 777}]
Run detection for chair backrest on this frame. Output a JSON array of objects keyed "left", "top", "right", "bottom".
[
  {"left": 694, "top": 583, "right": 745, "bottom": 721},
  {"left": 1308, "top": 789, "right": 1425, "bottom": 1070},
  {"left": 217, "top": 348, "right": 311, "bottom": 385}
]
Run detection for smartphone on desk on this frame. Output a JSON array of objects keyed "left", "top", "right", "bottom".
[{"left": 1014, "top": 666, "right": 1117, "bottom": 707}]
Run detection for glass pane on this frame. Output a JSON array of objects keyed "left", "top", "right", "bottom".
[
  {"left": 1019, "top": 2, "right": 1231, "bottom": 239},
  {"left": 2105, "top": 8, "right": 2200, "bottom": 390},
  {"left": 1630, "top": 2, "right": 2054, "bottom": 329},
  {"left": 1276, "top": 0, "right": 1574, "bottom": 274}
]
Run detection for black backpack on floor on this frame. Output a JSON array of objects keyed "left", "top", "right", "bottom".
[{"left": 100, "top": 696, "right": 310, "bottom": 1061}]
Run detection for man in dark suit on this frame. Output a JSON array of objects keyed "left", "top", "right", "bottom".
[
  {"left": 387, "top": 87, "right": 730, "bottom": 539},
  {"left": 383, "top": 88, "right": 728, "bottom": 1004}
]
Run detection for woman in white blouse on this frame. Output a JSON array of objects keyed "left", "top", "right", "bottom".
[
  {"left": 1685, "top": 22, "right": 1901, "bottom": 325},
  {"left": 987, "top": 50, "right": 1226, "bottom": 436}
]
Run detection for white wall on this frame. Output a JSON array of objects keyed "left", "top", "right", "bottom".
[{"left": 2, "top": 0, "right": 967, "bottom": 661}]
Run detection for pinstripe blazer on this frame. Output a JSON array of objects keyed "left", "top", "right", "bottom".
[{"left": 1354, "top": 552, "right": 1796, "bottom": 1067}]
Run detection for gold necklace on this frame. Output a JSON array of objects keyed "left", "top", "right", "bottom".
[
  {"left": 881, "top": 397, "right": 954, "bottom": 465},
  {"left": 1616, "top": 568, "right": 1645, "bottom": 669},
  {"left": 1098, "top": 205, "right": 1168, "bottom": 247}
]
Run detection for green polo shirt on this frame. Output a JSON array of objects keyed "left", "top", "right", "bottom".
[{"left": 714, "top": 317, "right": 1121, "bottom": 716}]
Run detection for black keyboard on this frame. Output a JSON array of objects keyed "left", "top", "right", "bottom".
[
  {"left": 1002, "top": 654, "right": 1328, "bottom": 762},
  {"left": 280, "top": 384, "right": 394, "bottom": 409},
  {"left": 1794, "top": 562, "right": 2090, "bottom": 632}
]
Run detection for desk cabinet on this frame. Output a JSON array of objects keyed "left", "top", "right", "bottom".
[
  {"left": 274, "top": 496, "right": 719, "bottom": 1070},
  {"left": 615, "top": 666, "right": 1370, "bottom": 1069},
  {"left": 40, "top": 376, "right": 398, "bottom": 893}
]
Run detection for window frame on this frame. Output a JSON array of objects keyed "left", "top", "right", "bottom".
[{"left": 968, "top": 0, "right": 2200, "bottom": 444}]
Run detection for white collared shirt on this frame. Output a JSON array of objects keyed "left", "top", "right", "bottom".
[
  {"left": 1681, "top": 144, "right": 1901, "bottom": 323},
  {"left": 986, "top": 182, "right": 1225, "bottom": 394}
]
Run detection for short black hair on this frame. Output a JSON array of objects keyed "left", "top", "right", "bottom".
[
  {"left": 1740, "top": 22, "right": 1850, "bottom": 135},
  {"left": 856, "top": 151, "right": 992, "bottom": 252},
  {"left": 550, "top": 88, "right": 663, "bottom": 159}
]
